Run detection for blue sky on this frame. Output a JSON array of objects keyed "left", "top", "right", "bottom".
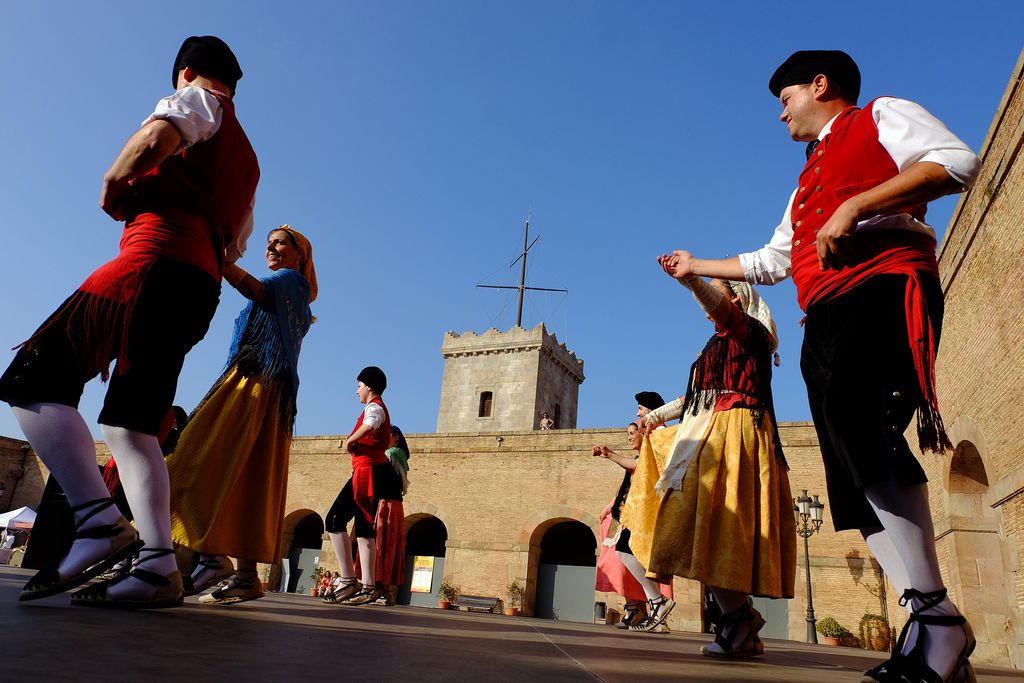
[{"left": 1, "top": 2, "right": 1020, "bottom": 439}]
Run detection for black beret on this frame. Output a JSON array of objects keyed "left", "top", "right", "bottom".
[
  {"left": 635, "top": 391, "right": 665, "bottom": 411},
  {"left": 768, "top": 50, "right": 860, "bottom": 102},
  {"left": 172, "top": 36, "right": 243, "bottom": 95},
  {"left": 358, "top": 366, "right": 387, "bottom": 395}
]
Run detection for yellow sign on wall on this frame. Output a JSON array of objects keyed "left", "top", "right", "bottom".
[{"left": 410, "top": 555, "right": 435, "bottom": 593}]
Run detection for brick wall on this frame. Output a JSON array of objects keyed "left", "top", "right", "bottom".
[
  {"left": 4, "top": 422, "right": 889, "bottom": 641},
  {"left": 900, "top": 48, "right": 1024, "bottom": 667}
]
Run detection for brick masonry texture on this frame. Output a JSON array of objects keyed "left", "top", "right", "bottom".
[{"left": 1, "top": 424, "right": 903, "bottom": 641}]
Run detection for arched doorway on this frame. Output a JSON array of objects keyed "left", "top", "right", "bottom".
[
  {"left": 398, "top": 514, "right": 448, "bottom": 607},
  {"left": 532, "top": 519, "right": 597, "bottom": 622},
  {"left": 282, "top": 510, "right": 324, "bottom": 594}
]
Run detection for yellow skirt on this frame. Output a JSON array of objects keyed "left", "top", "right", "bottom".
[
  {"left": 633, "top": 408, "right": 796, "bottom": 598},
  {"left": 167, "top": 365, "right": 293, "bottom": 564},
  {"left": 619, "top": 424, "right": 679, "bottom": 581}
]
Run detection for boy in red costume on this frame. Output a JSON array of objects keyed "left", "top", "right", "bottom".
[{"left": 324, "top": 366, "right": 392, "bottom": 606}]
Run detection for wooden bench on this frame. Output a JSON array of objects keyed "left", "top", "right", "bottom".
[{"left": 453, "top": 595, "right": 501, "bottom": 613}]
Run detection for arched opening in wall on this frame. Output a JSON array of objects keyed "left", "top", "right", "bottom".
[
  {"left": 949, "top": 441, "right": 989, "bottom": 494},
  {"left": 281, "top": 510, "right": 325, "bottom": 594},
  {"left": 946, "top": 439, "right": 993, "bottom": 527},
  {"left": 942, "top": 437, "right": 1011, "bottom": 652},
  {"left": 531, "top": 519, "right": 597, "bottom": 622},
  {"left": 398, "top": 514, "right": 448, "bottom": 607},
  {"left": 479, "top": 392, "right": 493, "bottom": 418}
]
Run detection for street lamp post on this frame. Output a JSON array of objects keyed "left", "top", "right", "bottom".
[{"left": 794, "top": 489, "right": 825, "bottom": 644}]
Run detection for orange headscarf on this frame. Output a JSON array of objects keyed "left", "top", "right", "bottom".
[{"left": 275, "top": 224, "right": 318, "bottom": 303}]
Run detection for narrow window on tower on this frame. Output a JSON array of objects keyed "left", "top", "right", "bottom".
[
  {"left": 479, "top": 391, "right": 493, "bottom": 418},
  {"left": 553, "top": 404, "right": 561, "bottom": 429}
]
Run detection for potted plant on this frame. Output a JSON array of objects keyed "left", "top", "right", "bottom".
[
  {"left": 505, "top": 580, "right": 523, "bottom": 616},
  {"left": 438, "top": 581, "right": 459, "bottom": 609},
  {"left": 816, "top": 617, "right": 851, "bottom": 646},
  {"left": 859, "top": 614, "right": 891, "bottom": 652}
]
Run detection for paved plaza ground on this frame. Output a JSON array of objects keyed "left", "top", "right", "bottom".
[{"left": 1, "top": 566, "right": 1019, "bottom": 682}]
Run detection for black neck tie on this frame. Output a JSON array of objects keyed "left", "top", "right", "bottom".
[{"left": 805, "top": 139, "right": 820, "bottom": 160}]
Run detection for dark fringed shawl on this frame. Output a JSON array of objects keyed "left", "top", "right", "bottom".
[
  {"left": 225, "top": 268, "right": 311, "bottom": 423},
  {"left": 681, "top": 315, "right": 787, "bottom": 467}
]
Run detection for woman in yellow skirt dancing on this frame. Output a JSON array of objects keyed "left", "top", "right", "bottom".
[
  {"left": 166, "top": 225, "right": 316, "bottom": 605},
  {"left": 622, "top": 259, "right": 795, "bottom": 658}
]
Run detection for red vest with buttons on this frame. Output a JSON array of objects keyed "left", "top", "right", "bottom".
[
  {"left": 789, "top": 99, "right": 932, "bottom": 312},
  {"left": 789, "top": 98, "right": 950, "bottom": 451}
]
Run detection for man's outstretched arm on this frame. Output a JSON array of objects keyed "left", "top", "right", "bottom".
[{"left": 658, "top": 251, "right": 746, "bottom": 281}]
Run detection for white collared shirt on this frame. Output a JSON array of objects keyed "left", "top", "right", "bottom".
[{"left": 739, "top": 97, "right": 981, "bottom": 285}]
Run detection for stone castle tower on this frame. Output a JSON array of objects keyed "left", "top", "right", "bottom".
[{"left": 436, "top": 323, "right": 585, "bottom": 432}]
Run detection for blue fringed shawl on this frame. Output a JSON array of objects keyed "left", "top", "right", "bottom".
[{"left": 226, "top": 268, "right": 312, "bottom": 395}]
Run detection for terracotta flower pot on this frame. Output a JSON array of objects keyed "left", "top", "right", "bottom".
[
  {"left": 864, "top": 623, "right": 891, "bottom": 651},
  {"left": 820, "top": 636, "right": 841, "bottom": 646},
  {"left": 438, "top": 599, "right": 451, "bottom": 609},
  {"left": 504, "top": 607, "right": 520, "bottom": 616}
]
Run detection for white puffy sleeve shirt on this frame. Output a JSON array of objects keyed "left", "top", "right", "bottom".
[
  {"left": 141, "top": 86, "right": 255, "bottom": 262},
  {"left": 739, "top": 97, "right": 982, "bottom": 285},
  {"left": 362, "top": 403, "right": 386, "bottom": 429}
]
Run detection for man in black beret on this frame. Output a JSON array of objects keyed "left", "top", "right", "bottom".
[
  {"left": 634, "top": 391, "right": 665, "bottom": 422},
  {"left": 171, "top": 36, "right": 244, "bottom": 95},
  {"left": 0, "top": 35, "right": 259, "bottom": 610},
  {"left": 657, "top": 51, "right": 979, "bottom": 677}
]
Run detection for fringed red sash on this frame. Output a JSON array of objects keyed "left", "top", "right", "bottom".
[
  {"left": 16, "top": 248, "right": 157, "bottom": 380},
  {"left": 799, "top": 232, "right": 950, "bottom": 452},
  {"left": 15, "top": 212, "right": 221, "bottom": 379},
  {"left": 350, "top": 461, "right": 378, "bottom": 525}
]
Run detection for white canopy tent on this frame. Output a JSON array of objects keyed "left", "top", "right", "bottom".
[{"left": 0, "top": 506, "right": 36, "bottom": 530}]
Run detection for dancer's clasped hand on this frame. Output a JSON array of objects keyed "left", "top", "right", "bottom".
[{"left": 657, "top": 250, "right": 695, "bottom": 281}]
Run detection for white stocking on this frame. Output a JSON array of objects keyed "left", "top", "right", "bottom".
[
  {"left": 100, "top": 425, "right": 177, "bottom": 599},
  {"left": 357, "top": 537, "right": 376, "bottom": 587},
  {"left": 615, "top": 551, "right": 662, "bottom": 601},
  {"left": 860, "top": 526, "right": 910, "bottom": 612},
  {"left": 329, "top": 531, "right": 356, "bottom": 579},
  {"left": 863, "top": 481, "right": 966, "bottom": 679},
  {"left": 12, "top": 404, "right": 121, "bottom": 578},
  {"left": 12, "top": 403, "right": 112, "bottom": 505}
]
